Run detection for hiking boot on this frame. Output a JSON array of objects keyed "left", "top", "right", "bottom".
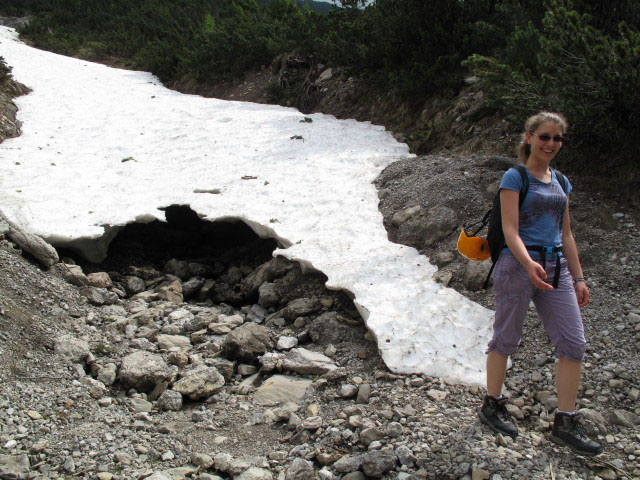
[
  {"left": 550, "top": 412, "right": 603, "bottom": 456},
  {"left": 478, "top": 395, "right": 518, "bottom": 438}
]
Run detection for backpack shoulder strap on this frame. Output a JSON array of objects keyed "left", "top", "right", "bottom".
[
  {"left": 514, "top": 164, "right": 530, "bottom": 207},
  {"left": 550, "top": 167, "right": 569, "bottom": 194}
]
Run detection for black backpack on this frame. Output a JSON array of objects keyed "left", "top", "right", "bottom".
[{"left": 467, "top": 164, "right": 569, "bottom": 289}]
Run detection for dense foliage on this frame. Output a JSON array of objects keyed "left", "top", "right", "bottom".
[
  {"left": 464, "top": 1, "right": 640, "bottom": 175},
  {"left": 0, "top": 57, "right": 12, "bottom": 82},
  {"left": 1, "top": 0, "right": 639, "bottom": 177}
]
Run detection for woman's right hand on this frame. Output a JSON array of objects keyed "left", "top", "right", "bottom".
[{"left": 526, "top": 260, "right": 554, "bottom": 290}]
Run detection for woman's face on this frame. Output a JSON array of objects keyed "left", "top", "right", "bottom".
[{"left": 526, "top": 121, "right": 564, "bottom": 163}]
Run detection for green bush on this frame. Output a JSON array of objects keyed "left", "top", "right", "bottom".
[
  {"left": 0, "top": 57, "right": 12, "bottom": 82},
  {"left": 464, "top": 3, "right": 640, "bottom": 179}
]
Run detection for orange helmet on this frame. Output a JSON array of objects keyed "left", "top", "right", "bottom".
[{"left": 457, "top": 229, "right": 490, "bottom": 262}]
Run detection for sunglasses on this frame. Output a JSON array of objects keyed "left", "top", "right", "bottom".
[{"left": 530, "top": 132, "right": 566, "bottom": 143}]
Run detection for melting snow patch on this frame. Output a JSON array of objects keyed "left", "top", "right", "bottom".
[{"left": 0, "top": 26, "right": 493, "bottom": 385}]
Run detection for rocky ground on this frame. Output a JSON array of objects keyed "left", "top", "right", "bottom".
[{"left": 1, "top": 43, "right": 640, "bottom": 480}]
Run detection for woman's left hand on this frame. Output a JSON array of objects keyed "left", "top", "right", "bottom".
[{"left": 576, "top": 281, "right": 589, "bottom": 307}]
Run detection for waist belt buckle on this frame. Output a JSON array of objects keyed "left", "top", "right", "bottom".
[{"left": 543, "top": 246, "right": 554, "bottom": 255}]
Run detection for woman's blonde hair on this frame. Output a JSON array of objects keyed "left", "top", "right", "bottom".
[{"left": 517, "top": 111, "right": 568, "bottom": 163}]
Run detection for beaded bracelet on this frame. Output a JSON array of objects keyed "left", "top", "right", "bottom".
[{"left": 573, "top": 277, "right": 585, "bottom": 285}]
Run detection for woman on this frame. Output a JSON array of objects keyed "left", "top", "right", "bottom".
[{"left": 478, "top": 112, "right": 602, "bottom": 456}]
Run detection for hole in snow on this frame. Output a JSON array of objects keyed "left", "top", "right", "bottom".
[{"left": 58, "top": 205, "right": 362, "bottom": 318}]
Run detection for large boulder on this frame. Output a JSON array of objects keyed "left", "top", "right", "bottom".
[
  {"left": 172, "top": 365, "right": 225, "bottom": 400},
  {"left": 119, "top": 351, "right": 174, "bottom": 392},
  {"left": 53, "top": 335, "right": 90, "bottom": 363},
  {"left": 224, "top": 323, "right": 273, "bottom": 361}
]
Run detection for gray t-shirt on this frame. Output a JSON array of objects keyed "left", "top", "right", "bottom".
[{"left": 499, "top": 165, "right": 572, "bottom": 258}]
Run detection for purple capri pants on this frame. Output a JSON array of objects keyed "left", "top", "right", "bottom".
[{"left": 487, "top": 253, "right": 586, "bottom": 363}]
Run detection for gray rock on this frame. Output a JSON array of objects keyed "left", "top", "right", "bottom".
[
  {"left": 577, "top": 408, "right": 607, "bottom": 434},
  {"left": 247, "top": 304, "right": 268, "bottom": 323},
  {"left": 192, "top": 409, "right": 213, "bottom": 423},
  {"left": 227, "top": 456, "right": 270, "bottom": 476},
  {"left": 182, "top": 277, "right": 205, "bottom": 298},
  {"left": 52, "top": 263, "right": 89, "bottom": 286},
  {"left": 87, "top": 271, "right": 112, "bottom": 288},
  {"left": 391, "top": 205, "right": 422, "bottom": 227},
  {"left": 301, "top": 416, "right": 323, "bottom": 430},
  {"left": 462, "top": 260, "right": 492, "bottom": 291},
  {"left": 333, "top": 455, "right": 363, "bottom": 474},
  {"left": 282, "top": 348, "right": 338, "bottom": 374},
  {"left": 426, "top": 389, "right": 448, "bottom": 402},
  {"left": 396, "top": 206, "right": 457, "bottom": 248},
  {"left": 360, "top": 427, "right": 385, "bottom": 446},
  {"left": 81, "top": 286, "right": 119, "bottom": 305},
  {"left": 308, "top": 312, "right": 361, "bottom": 345},
  {"left": 317, "top": 67, "right": 333, "bottom": 83},
  {"left": 125, "top": 276, "right": 146, "bottom": 295},
  {"left": 157, "top": 390, "right": 183, "bottom": 411},
  {"left": 395, "top": 445, "right": 416, "bottom": 466},
  {"left": 54, "top": 334, "right": 90, "bottom": 363},
  {"left": 157, "top": 278, "right": 183, "bottom": 304},
  {"left": 236, "top": 467, "right": 273, "bottom": 480},
  {"left": 277, "top": 336, "right": 298, "bottom": 350},
  {"left": 164, "top": 259, "right": 191, "bottom": 280},
  {"left": 386, "top": 422, "right": 404, "bottom": 437},
  {"left": 286, "top": 458, "right": 315, "bottom": 480},
  {"left": 238, "top": 364, "right": 258, "bottom": 376},
  {"left": 167, "top": 350, "right": 190, "bottom": 367},
  {"left": 207, "top": 357, "right": 236, "bottom": 381},
  {"left": 607, "top": 409, "right": 640, "bottom": 427},
  {"left": 361, "top": 450, "right": 397, "bottom": 478},
  {"left": 211, "top": 281, "right": 244, "bottom": 305},
  {"left": 172, "top": 364, "right": 225, "bottom": 400},
  {"left": 156, "top": 334, "right": 191, "bottom": 350},
  {"left": 254, "top": 375, "right": 312, "bottom": 405},
  {"left": 0, "top": 454, "right": 30, "bottom": 479},
  {"left": 341, "top": 473, "right": 366, "bottom": 480},
  {"left": 340, "top": 384, "right": 359, "bottom": 398},
  {"left": 242, "top": 256, "right": 292, "bottom": 299},
  {"left": 454, "top": 463, "right": 470, "bottom": 476},
  {"left": 432, "top": 270, "right": 452, "bottom": 286},
  {"left": 258, "top": 282, "right": 279, "bottom": 308},
  {"left": 130, "top": 397, "right": 153, "bottom": 413},
  {"left": 283, "top": 298, "right": 322, "bottom": 321},
  {"left": 97, "top": 363, "right": 118, "bottom": 386},
  {"left": 434, "top": 251, "right": 456, "bottom": 268},
  {"left": 224, "top": 323, "right": 273, "bottom": 361},
  {"left": 191, "top": 453, "right": 214, "bottom": 468},
  {"left": 258, "top": 352, "right": 285, "bottom": 372},
  {"left": 144, "top": 473, "right": 173, "bottom": 480},
  {"left": 199, "top": 474, "right": 224, "bottom": 480},
  {"left": 356, "top": 384, "right": 371, "bottom": 404},
  {"left": 119, "top": 351, "right": 173, "bottom": 392}
]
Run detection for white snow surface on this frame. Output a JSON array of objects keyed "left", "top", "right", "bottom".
[{"left": 0, "top": 27, "right": 492, "bottom": 385}]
